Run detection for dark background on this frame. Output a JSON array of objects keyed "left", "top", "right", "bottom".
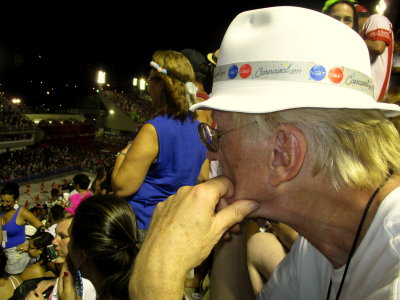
[{"left": 0, "top": 1, "right": 398, "bottom": 108}]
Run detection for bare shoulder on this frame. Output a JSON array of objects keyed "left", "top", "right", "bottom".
[{"left": 21, "top": 263, "right": 47, "bottom": 281}]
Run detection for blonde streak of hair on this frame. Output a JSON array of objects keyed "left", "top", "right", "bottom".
[
  {"left": 325, "top": 113, "right": 400, "bottom": 189},
  {"left": 289, "top": 109, "right": 400, "bottom": 189}
]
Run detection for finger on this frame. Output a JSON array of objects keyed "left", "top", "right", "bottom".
[
  {"left": 58, "top": 263, "right": 69, "bottom": 295},
  {"left": 202, "top": 176, "right": 235, "bottom": 206},
  {"left": 59, "top": 271, "right": 76, "bottom": 299},
  {"left": 214, "top": 200, "right": 259, "bottom": 235},
  {"left": 35, "top": 281, "right": 47, "bottom": 294}
]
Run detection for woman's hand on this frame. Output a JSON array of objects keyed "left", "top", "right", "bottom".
[
  {"left": 58, "top": 262, "right": 81, "bottom": 300},
  {"left": 17, "top": 241, "right": 28, "bottom": 252},
  {"left": 35, "top": 278, "right": 57, "bottom": 294}
]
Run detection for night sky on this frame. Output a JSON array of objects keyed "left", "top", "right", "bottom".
[{"left": 0, "top": 1, "right": 397, "bottom": 107}]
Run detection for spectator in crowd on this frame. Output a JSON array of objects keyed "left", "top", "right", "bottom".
[
  {"left": 389, "top": 29, "right": 400, "bottom": 95},
  {"left": 181, "top": 48, "right": 214, "bottom": 126},
  {"left": 129, "top": 7, "right": 400, "bottom": 300},
  {"left": 1, "top": 182, "right": 44, "bottom": 275},
  {"left": 20, "top": 231, "right": 56, "bottom": 281},
  {"left": 0, "top": 247, "right": 22, "bottom": 300},
  {"left": 207, "top": 49, "right": 219, "bottom": 66},
  {"left": 29, "top": 206, "right": 45, "bottom": 224},
  {"left": 355, "top": 4, "right": 369, "bottom": 32},
  {"left": 8, "top": 276, "right": 54, "bottom": 300},
  {"left": 358, "top": 5, "right": 394, "bottom": 101},
  {"left": 111, "top": 50, "right": 208, "bottom": 243},
  {"left": 45, "top": 204, "right": 66, "bottom": 237},
  {"left": 91, "top": 165, "right": 113, "bottom": 195},
  {"left": 46, "top": 189, "right": 61, "bottom": 208},
  {"left": 207, "top": 49, "right": 219, "bottom": 88},
  {"left": 58, "top": 195, "right": 139, "bottom": 299},
  {"left": 65, "top": 174, "right": 93, "bottom": 215},
  {"left": 322, "top": 0, "right": 359, "bottom": 31},
  {"left": 34, "top": 213, "right": 97, "bottom": 300}
]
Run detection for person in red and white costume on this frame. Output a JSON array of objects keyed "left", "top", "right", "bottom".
[{"left": 359, "top": 6, "right": 394, "bottom": 101}]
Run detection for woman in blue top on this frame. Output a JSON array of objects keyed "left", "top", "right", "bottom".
[
  {"left": 112, "top": 50, "right": 209, "bottom": 242},
  {"left": 1, "top": 182, "right": 44, "bottom": 275}
]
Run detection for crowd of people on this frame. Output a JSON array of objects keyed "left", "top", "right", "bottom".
[
  {"left": 103, "top": 90, "right": 156, "bottom": 124},
  {"left": 1, "top": 1, "right": 400, "bottom": 300},
  {"left": 0, "top": 145, "right": 115, "bottom": 185},
  {"left": 0, "top": 99, "right": 36, "bottom": 132}
]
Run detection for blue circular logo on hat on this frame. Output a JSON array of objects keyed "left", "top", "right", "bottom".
[
  {"left": 310, "top": 65, "right": 326, "bottom": 81},
  {"left": 228, "top": 65, "right": 238, "bottom": 79}
]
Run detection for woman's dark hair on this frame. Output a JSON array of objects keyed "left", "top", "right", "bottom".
[
  {"left": 0, "top": 247, "right": 7, "bottom": 278},
  {"left": 72, "top": 173, "right": 90, "bottom": 190},
  {"left": 30, "top": 231, "right": 54, "bottom": 262},
  {"left": 1, "top": 182, "right": 19, "bottom": 200},
  {"left": 49, "top": 204, "right": 66, "bottom": 223},
  {"left": 8, "top": 277, "right": 54, "bottom": 300},
  {"left": 72, "top": 194, "right": 139, "bottom": 299}
]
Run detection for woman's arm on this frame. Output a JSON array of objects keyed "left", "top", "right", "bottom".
[
  {"left": 20, "top": 207, "right": 43, "bottom": 229},
  {"left": 112, "top": 123, "right": 159, "bottom": 197},
  {"left": 21, "top": 263, "right": 55, "bottom": 281},
  {"left": 197, "top": 159, "right": 210, "bottom": 184}
]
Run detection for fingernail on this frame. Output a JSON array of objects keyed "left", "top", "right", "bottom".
[{"left": 64, "top": 272, "right": 69, "bottom": 276}]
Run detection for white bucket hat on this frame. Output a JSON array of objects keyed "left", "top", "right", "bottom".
[{"left": 190, "top": 6, "right": 400, "bottom": 117}]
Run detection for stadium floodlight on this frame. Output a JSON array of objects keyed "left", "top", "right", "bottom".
[
  {"left": 97, "top": 71, "right": 106, "bottom": 84},
  {"left": 139, "top": 78, "right": 146, "bottom": 91},
  {"left": 133, "top": 78, "right": 138, "bottom": 86},
  {"left": 11, "top": 98, "right": 21, "bottom": 104},
  {"left": 375, "top": 0, "right": 386, "bottom": 14}
]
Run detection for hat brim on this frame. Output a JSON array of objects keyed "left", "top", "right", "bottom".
[{"left": 190, "top": 80, "right": 400, "bottom": 117}]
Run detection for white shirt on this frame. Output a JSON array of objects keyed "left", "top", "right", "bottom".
[
  {"left": 258, "top": 187, "right": 400, "bottom": 300},
  {"left": 361, "top": 14, "right": 394, "bottom": 101},
  {"left": 49, "top": 277, "right": 97, "bottom": 300}
]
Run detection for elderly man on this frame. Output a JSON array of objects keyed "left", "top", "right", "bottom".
[{"left": 130, "top": 6, "right": 400, "bottom": 300}]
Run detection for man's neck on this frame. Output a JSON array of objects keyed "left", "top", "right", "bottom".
[{"left": 283, "top": 176, "right": 398, "bottom": 268}]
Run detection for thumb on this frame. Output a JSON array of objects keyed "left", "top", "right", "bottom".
[{"left": 215, "top": 200, "right": 259, "bottom": 234}]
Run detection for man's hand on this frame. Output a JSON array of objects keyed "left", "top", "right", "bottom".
[{"left": 130, "top": 176, "right": 259, "bottom": 300}]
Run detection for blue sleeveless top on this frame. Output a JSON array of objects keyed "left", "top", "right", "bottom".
[
  {"left": 127, "top": 114, "right": 207, "bottom": 229},
  {"left": 2, "top": 206, "right": 25, "bottom": 248}
]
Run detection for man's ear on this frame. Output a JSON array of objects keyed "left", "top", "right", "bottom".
[{"left": 268, "top": 124, "right": 307, "bottom": 187}]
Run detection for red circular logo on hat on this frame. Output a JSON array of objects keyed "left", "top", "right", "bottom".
[
  {"left": 328, "top": 67, "right": 343, "bottom": 83},
  {"left": 239, "top": 64, "right": 252, "bottom": 79}
]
